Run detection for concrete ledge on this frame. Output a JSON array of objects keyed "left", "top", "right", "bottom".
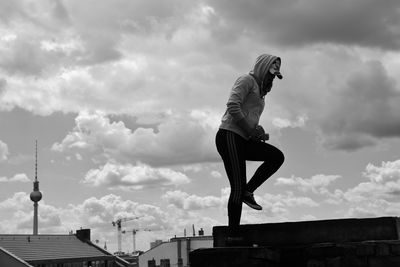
[
  {"left": 280, "top": 240, "right": 400, "bottom": 267},
  {"left": 190, "top": 247, "right": 279, "bottom": 267},
  {"left": 190, "top": 240, "right": 400, "bottom": 267},
  {"left": 213, "top": 217, "right": 400, "bottom": 247}
]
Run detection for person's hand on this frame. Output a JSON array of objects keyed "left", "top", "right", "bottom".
[
  {"left": 260, "top": 132, "right": 269, "bottom": 142},
  {"left": 250, "top": 125, "right": 269, "bottom": 142}
]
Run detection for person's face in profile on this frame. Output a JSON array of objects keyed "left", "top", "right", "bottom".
[{"left": 262, "top": 59, "right": 281, "bottom": 94}]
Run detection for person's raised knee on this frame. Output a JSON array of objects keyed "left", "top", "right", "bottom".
[{"left": 276, "top": 150, "right": 285, "bottom": 166}]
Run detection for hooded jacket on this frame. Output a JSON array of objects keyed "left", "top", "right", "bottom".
[{"left": 219, "top": 54, "right": 280, "bottom": 140}]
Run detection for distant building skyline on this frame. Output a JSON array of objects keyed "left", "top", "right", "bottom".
[{"left": 139, "top": 233, "right": 213, "bottom": 267}]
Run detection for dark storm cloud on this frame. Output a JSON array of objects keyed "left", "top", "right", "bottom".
[
  {"left": 320, "top": 60, "right": 400, "bottom": 151},
  {"left": 65, "top": 0, "right": 191, "bottom": 36},
  {"left": 52, "top": 0, "right": 70, "bottom": 23},
  {"left": 321, "top": 134, "right": 376, "bottom": 151},
  {"left": 0, "top": 39, "right": 50, "bottom": 76},
  {"left": 0, "top": 0, "right": 196, "bottom": 76},
  {"left": 0, "top": 0, "right": 24, "bottom": 23},
  {"left": 207, "top": 0, "right": 400, "bottom": 49},
  {"left": 0, "top": 0, "right": 70, "bottom": 28}
]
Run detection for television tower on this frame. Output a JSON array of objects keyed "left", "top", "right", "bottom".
[{"left": 30, "top": 140, "right": 42, "bottom": 235}]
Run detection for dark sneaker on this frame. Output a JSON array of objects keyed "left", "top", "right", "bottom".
[{"left": 243, "top": 191, "right": 262, "bottom": 210}]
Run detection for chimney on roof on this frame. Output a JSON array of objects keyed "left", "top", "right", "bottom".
[
  {"left": 76, "top": 228, "right": 91, "bottom": 241},
  {"left": 198, "top": 228, "right": 204, "bottom": 236}
]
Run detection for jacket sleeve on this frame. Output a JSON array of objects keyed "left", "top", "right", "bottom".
[{"left": 226, "top": 75, "right": 252, "bottom": 121}]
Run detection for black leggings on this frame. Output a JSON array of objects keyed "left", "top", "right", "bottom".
[{"left": 215, "top": 129, "right": 285, "bottom": 231}]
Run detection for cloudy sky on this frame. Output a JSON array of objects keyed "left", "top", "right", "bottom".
[{"left": 1, "top": 0, "right": 400, "bottom": 253}]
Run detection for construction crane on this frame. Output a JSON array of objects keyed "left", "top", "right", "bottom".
[
  {"left": 122, "top": 228, "right": 151, "bottom": 253},
  {"left": 112, "top": 217, "right": 141, "bottom": 254}
]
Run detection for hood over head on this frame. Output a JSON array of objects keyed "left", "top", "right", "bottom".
[{"left": 249, "top": 54, "right": 282, "bottom": 82}]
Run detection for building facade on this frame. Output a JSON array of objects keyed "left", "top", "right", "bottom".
[{"left": 138, "top": 235, "right": 213, "bottom": 267}]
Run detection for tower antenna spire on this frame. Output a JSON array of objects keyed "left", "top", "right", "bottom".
[
  {"left": 30, "top": 140, "right": 42, "bottom": 235},
  {"left": 35, "top": 140, "right": 38, "bottom": 182}
]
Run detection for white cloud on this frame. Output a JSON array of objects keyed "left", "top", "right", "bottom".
[
  {"left": 63, "top": 194, "right": 222, "bottom": 251},
  {"left": 0, "top": 192, "right": 31, "bottom": 211},
  {"left": 40, "top": 38, "right": 84, "bottom": 56},
  {"left": 300, "top": 214, "right": 317, "bottom": 221},
  {"left": 162, "top": 190, "right": 223, "bottom": 210},
  {"left": 0, "top": 192, "right": 63, "bottom": 233},
  {"left": 68, "top": 195, "right": 157, "bottom": 228},
  {"left": 83, "top": 161, "right": 190, "bottom": 190},
  {"left": 0, "top": 139, "right": 9, "bottom": 161},
  {"left": 52, "top": 110, "right": 219, "bottom": 166},
  {"left": 364, "top": 160, "right": 400, "bottom": 183},
  {"left": 0, "top": 1, "right": 232, "bottom": 116},
  {"left": 240, "top": 192, "right": 319, "bottom": 224},
  {"left": 211, "top": 170, "right": 222, "bottom": 178},
  {"left": 160, "top": 187, "right": 319, "bottom": 224},
  {"left": 0, "top": 192, "right": 175, "bottom": 250},
  {"left": 272, "top": 159, "right": 400, "bottom": 218},
  {"left": 0, "top": 173, "right": 30, "bottom": 183},
  {"left": 75, "top": 153, "right": 82, "bottom": 160},
  {"left": 0, "top": 0, "right": 399, "bottom": 155},
  {"left": 274, "top": 160, "right": 400, "bottom": 218},
  {"left": 344, "top": 159, "right": 400, "bottom": 203},
  {"left": 17, "top": 204, "right": 63, "bottom": 231},
  {"left": 260, "top": 192, "right": 319, "bottom": 209},
  {"left": 275, "top": 174, "right": 341, "bottom": 194},
  {"left": 272, "top": 115, "right": 308, "bottom": 129},
  {"left": 181, "top": 164, "right": 203, "bottom": 173},
  {"left": 0, "top": 192, "right": 218, "bottom": 251},
  {"left": 345, "top": 198, "right": 397, "bottom": 218}
]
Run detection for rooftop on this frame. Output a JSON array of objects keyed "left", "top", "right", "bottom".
[{"left": 0, "top": 234, "right": 112, "bottom": 262}]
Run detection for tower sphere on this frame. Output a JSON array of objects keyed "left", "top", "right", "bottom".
[{"left": 30, "top": 191, "right": 42, "bottom": 202}]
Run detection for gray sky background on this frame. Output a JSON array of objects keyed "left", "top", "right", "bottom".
[{"left": 1, "top": 0, "right": 400, "bottom": 253}]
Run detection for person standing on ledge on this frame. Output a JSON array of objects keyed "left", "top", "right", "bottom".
[{"left": 215, "top": 54, "right": 285, "bottom": 240}]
